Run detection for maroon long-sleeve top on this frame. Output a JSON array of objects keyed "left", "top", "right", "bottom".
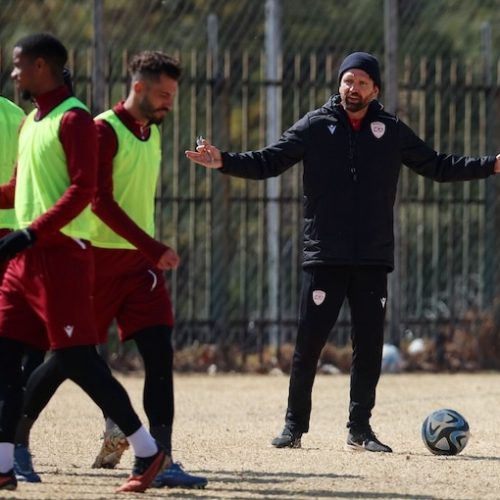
[{"left": 92, "top": 101, "right": 169, "bottom": 266}]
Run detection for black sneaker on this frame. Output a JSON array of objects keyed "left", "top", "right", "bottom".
[
  {"left": 271, "top": 426, "right": 302, "bottom": 448},
  {"left": 346, "top": 425, "right": 392, "bottom": 452}
]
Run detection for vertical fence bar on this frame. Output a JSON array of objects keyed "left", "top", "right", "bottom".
[
  {"left": 187, "top": 50, "right": 198, "bottom": 326},
  {"left": 257, "top": 51, "right": 266, "bottom": 358},
  {"left": 448, "top": 60, "right": 458, "bottom": 326},
  {"left": 240, "top": 51, "right": 249, "bottom": 332},
  {"left": 205, "top": 50, "right": 214, "bottom": 333},
  {"left": 416, "top": 57, "right": 430, "bottom": 334},
  {"left": 477, "top": 66, "right": 486, "bottom": 311},
  {"left": 0, "top": 46, "right": 4, "bottom": 93},
  {"left": 92, "top": 0, "right": 105, "bottom": 115},
  {"left": 265, "top": 0, "right": 282, "bottom": 351},
  {"left": 462, "top": 62, "right": 472, "bottom": 318},
  {"left": 325, "top": 53, "right": 333, "bottom": 103},
  {"left": 481, "top": 22, "right": 496, "bottom": 307},
  {"left": 85, "top": 48, "right": 92, "bottom": 109},
  {"left": 168, "top": 52, "right": 181, "bottom": 319},
  {"left": 290, "top": 53, "right": 302, "bottom": 328},
  {"left": 385, "top": 0, "right": 400, "bottom": 345},
  {"left": 416, "top": 57, "right": 426, "bottom": 327},
  {"left": 399, "top": 55, "right": 410, "bottom": 333},
  {"left": 496, "top": 60, "right": 500, "bottom": 304},
  {"left": 433, "top": 58, "right": 444, "bottom": 333},
  {"left": 308, "top": 53, "right": 317, "bottom": 109}
]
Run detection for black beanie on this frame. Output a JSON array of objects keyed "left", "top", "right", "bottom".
[{"left": 338, "top": 52, "right": 381, "bottom": 89}]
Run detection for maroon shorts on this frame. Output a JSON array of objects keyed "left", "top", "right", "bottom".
[
  {"left": 92, "top": 247, "right": 174, "bottom": 343},
  {"left": 0, "top": 236, "right": 98, "bottom": 351}
]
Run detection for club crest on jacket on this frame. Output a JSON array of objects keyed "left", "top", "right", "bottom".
[{"left": 370, "top": 121, "right": 385, "bottom": 139}]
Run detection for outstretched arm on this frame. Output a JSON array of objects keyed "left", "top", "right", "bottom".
[
  {"left": 185, "top": 115, "right": 309, "bottom": 180},
  {"left": 400, "top": 120, "right": 498, "bottom": 181}
]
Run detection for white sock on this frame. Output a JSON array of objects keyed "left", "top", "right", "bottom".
[
  {"left": 0, "top": 443, "right": 14, "bottom": 473},
  {"left": 126, "top": 426, "right": 158, "bottom": 458}
]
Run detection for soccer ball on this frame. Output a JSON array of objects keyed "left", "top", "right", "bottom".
[{"left": 421, "top": 408, "right": 470, "bottom": 455}]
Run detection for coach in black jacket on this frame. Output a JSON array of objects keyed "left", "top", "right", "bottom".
[{"left": 186, "top": 52, "right": 500, "bottom": 452}]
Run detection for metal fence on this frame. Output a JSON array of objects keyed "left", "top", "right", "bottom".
[
  {"left": 0, "top": 0, "right": 499, "bottom": 356},
  {"left": 164, "top": 51, "right": 500, "bottom": 350}
]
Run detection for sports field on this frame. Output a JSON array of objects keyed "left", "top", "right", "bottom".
[{"left": 6, "top": 372, "right": 499, "bottom": 499}]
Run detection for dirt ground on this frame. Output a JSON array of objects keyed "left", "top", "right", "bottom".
[{"left": 2, "top": 372, "right": 499, "bottom": 500}]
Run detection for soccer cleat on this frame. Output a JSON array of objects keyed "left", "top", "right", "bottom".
[
  {"left": 346, "top": 425, "right": 392, "bottom": 452},
  {"left": 92, "top": 426, "right": 130, "bottom": 469},
  {"left": 152, "top": 462, "right": 208, "bottom": 489},
  {"left": 271, "top": 426, "right": 302, "bottom": 448},
  {"left": 14, "top": 444, "right": 41, "bottom": 482},
  {"left": 0, "top": 470, "right": 17, "bottom": 490},
  {"left": 116, "top": 449, "right": 168, "bottom": 493}
]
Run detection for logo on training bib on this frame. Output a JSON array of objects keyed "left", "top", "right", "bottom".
[
  {"left": 64, "top": 325, "right": 74, "bottom": 338},
  {"left": 312, "top": 290, "right": 326, "bottom": 305},
  {"left": 380, "top": 297, "right": 387, "bottom": 308},
  {"left": 370, "top": 121, "right": 386, "bottom": 139}
]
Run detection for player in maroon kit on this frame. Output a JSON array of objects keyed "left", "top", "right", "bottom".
[
  {"left": 12, "top": 50, "right": 207, "bottom": 489},
  {"left": 0, "top": 33, "right": 167, "bottom": 493}
]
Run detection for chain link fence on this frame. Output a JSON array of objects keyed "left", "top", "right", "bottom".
[{"left": 1, "top": 0, "right": 499, "bottom": 369}]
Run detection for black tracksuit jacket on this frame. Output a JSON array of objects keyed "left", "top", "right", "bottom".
[{"left": 220, "top": 96, "right": 496, "bottom": 271}]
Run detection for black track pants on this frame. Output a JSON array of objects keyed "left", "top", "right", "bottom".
[{"left": 284, "top": 265, "right": 388, "bottom": 433}]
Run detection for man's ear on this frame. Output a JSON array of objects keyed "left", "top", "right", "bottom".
[
  {"left": 132, "top": 79, "right": 145, "bottom": 94},
  {"left": 34, "top": 57, "right": 45, "bottom": 71}
]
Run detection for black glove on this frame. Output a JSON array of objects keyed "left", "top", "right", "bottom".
[{"left": 0, "top": 228, "right": 36, "bottom": 262}]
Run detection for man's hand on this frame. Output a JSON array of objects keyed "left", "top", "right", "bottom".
[
  {"left": 157, "top": 247, "right": 180, "bottom": 271},
  {"left": 185, "top": 138, "right": 223, "bottom": 169},
  {"left": 0, "top": 228, "right": 36, "bottom": 262},
  {"left": 495, "top": 154, "right": 500, "bottom": 173}
]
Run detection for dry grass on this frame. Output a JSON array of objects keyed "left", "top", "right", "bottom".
[{"left": 5, "top": 372, "right": 500, "bottom": 499}]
